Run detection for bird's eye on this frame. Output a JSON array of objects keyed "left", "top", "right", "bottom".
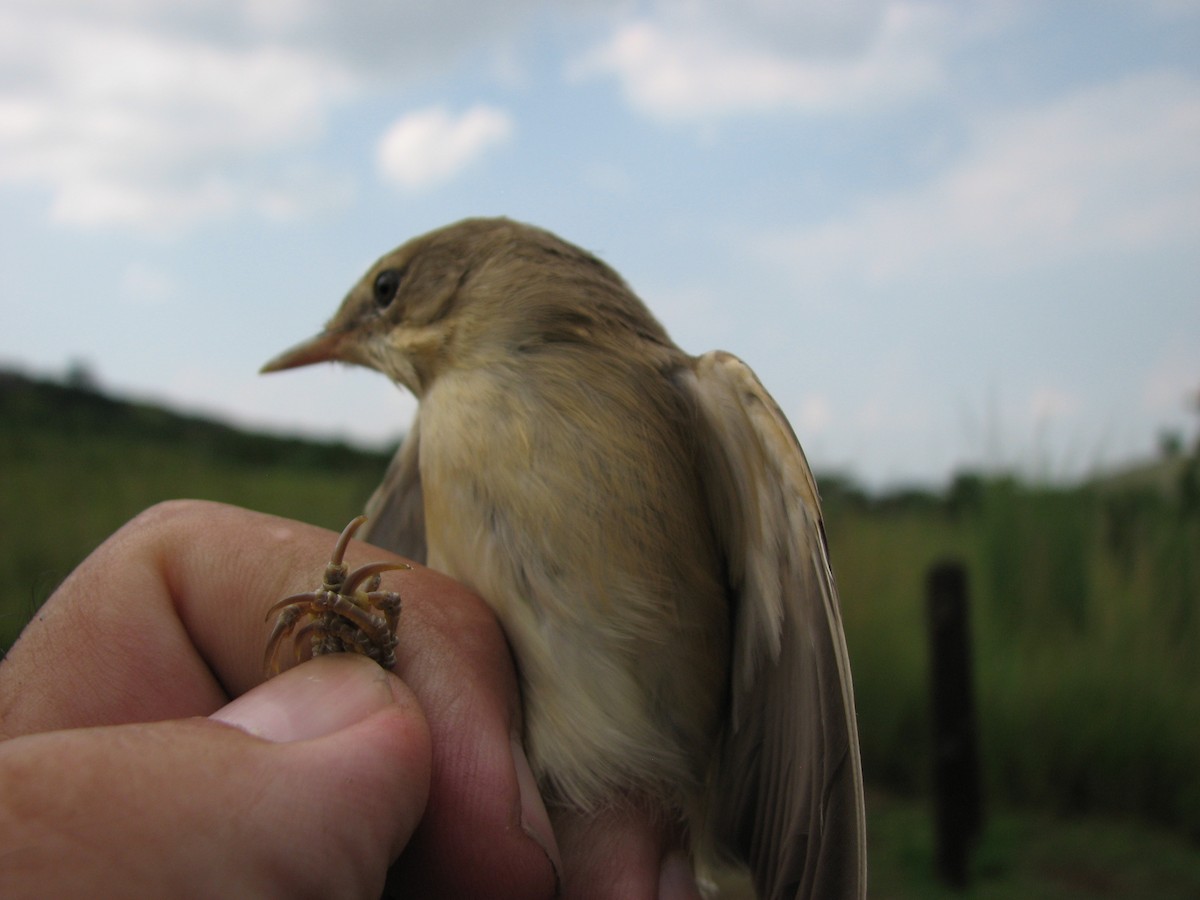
[{"left": 372, "top": 268, "right": 403, "bottom": 308}]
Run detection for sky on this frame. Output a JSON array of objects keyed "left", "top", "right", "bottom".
[{"left": 1, "top": 0, "right": 1198, "bottom": 490}]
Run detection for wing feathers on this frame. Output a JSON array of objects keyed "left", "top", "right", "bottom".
[
  {"left": 686, "top": 351, "right": 866, "bottom": 900},
  {"left": 360, "top": 413, "right": 427, "bottom": 563}
]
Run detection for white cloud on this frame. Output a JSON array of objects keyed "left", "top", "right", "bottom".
[
  {"left": 376, "top": 105, "right": 514, "bottom": 191},
  {"left": 0, "top": 6, "right": 355, "bottom": 230},
  {"left": 759, "top": 71, "right": 1200, "bottom": 287},
  {"left": 572, "top": 0, "right": 960, "bottom": 120},
  {"left": 0, "top": 0, "right": 559, "bottom": 230}
]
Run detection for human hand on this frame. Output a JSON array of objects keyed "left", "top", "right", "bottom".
[
  {"left": 0, "top": 500, "right": 559, "bottom": 897},
  {"left": 0, "top": 652, "right": 428, "bottom": 896}
]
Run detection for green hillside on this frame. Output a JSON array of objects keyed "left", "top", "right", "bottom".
[{"left": 0, "top": 369, "right": 394, "bottom": 649}]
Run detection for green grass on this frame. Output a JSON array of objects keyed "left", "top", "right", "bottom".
[
  {"left": 866, "top": 790, "right": 1200, "bottom": 899},
  {"left": 0, "top": 371, "right": 392, "bottom": 648},
  {"left": 3, "top": 369, "right": 1199, "bottom": 892},
  {"left": 712, "top": 789, "right": 1200, "bottom": 899},
  {"left": 826, "top": 470, "right": 1200, "bottom": 840}
]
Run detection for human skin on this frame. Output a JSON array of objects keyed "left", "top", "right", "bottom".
[{"left": 0, "top": 500, "right": 699, "bottom": 898}]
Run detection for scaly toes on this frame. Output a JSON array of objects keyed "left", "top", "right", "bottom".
[{"left": 262, "top": 517, "right": 408, "bottom": 677}]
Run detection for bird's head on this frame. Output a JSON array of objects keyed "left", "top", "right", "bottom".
[
  {"left": 261, "top": 216, "right": 667, "bottom": 395},
  {"left": 261, "top": 218, "right": 513, "bottom": 395}
]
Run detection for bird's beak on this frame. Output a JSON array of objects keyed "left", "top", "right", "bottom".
[{"left": 260, "top": 329, "right": 348, "bottom": 373}]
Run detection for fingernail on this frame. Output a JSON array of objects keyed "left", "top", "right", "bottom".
[
  {"left": 511, "top": 734, "right": 563, "bottom": 886},
  {"left": 659, "top": 851, "right": 703, "bottom": 900},
  {"left": 213, "top": 654, "right": 400, "bottom": 742}
]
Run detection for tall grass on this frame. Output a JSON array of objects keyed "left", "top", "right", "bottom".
[
  {"left": 828, "top": 467, "right": 1200, "bottom": 839},
  {"left": 0, "top": 373, "right": 391, "bottom": 649}
]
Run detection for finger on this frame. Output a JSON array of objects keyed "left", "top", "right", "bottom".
[
  {"left": 376, "top": 564, "right": 561, "bottom": 897},
  {"left": 0, "top": 500, "right": 347, "bottom": 733},
  {"left": 214, "top": 654, "right": 431, "bottom": 865},
  {"left": 1, "top": 501, "right": 450, "bottom": 728},
  {"left": 0, "top": 654, "right": 430, "bottom": 898}
]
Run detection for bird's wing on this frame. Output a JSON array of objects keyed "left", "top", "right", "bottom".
[
  {"left": 683, "top": 351, "right": 866, "bottom": 900},
  {"left": 359, "top": 413, "right": 427, "bottom": 565}
]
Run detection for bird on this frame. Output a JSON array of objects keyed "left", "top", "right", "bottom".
[{"left": 261, "top": 217, "right": 866, "bottom": 899}]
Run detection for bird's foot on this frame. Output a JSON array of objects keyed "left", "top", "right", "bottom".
[{"left": 264, "top": 515, "right": 409, "bottom": 677}]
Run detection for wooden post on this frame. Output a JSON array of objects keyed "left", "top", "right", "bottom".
[{"left": 926, "top": 560, "right": 983, "bottom": 889}]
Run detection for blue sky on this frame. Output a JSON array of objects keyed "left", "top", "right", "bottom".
[{"left": 2, "top": 0, "right": 1197, "bottom": 489}]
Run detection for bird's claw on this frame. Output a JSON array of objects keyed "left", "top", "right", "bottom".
[{"left": 264, "top": 515, "right": 410, "bottom": 677}]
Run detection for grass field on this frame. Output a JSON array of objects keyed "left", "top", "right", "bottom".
[
  {"left": 865, "top": 789, "right": 1200, "bottom": 899},
  {"left": 822, "top": 467, "right": 1200, "bottom": 841},
  {"left": 3, "top": 369, "right": 1198, "bottom": 893},
  {"left": 0, "top": 370, "right": 390, "bottom": 648}
]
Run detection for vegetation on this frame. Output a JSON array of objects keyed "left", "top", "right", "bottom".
[
  {"left": 824, "top": 460, "right": 1200, "bottom": 842},
  {"left": 865, "top": 789, "right": 1200, "bottom": 899},
  {"left": 0, "top": 369, "right": 392, "bottom": 649},
  {"left": 3, "top": 368, "right": 1198, "bottom": 891}
]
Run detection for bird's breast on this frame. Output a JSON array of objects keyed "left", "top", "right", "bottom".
[{"left": 415, "top": 360, "right": 731, "bottom": 810}]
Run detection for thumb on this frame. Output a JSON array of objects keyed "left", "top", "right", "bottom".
[
  {"left": 213, "top": 653, "right": 434, "bottom": 874},
  {"left": 0, "top": 655, "right": 430, "bottom": 899}
]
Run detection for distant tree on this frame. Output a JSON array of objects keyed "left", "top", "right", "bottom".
[
  {"left": 64, "top": 359, "right": 100, "bottom": 393},
  {"left": 1181, "top": 386, "right": 1200, "bottom": 514},
  {"left": 814, "top": 472, "right": 870, "bottom": 512},
  {"left": 946, "top": 470, "right": 986, "bottom": 518},
  {"left": 1192, "top": 385, "right": 1200, "bottom": 457},
  {"left": 1159, "top": 429, "right": 1183, "bottom": 460}
]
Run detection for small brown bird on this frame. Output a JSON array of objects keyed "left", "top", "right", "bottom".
[{"left": 262, "top": 218, "right": 866, "bottom": 898}]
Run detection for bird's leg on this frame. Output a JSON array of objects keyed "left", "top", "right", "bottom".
[{"left": 263, "top": 517, "right": 410, "bottom": 677}]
